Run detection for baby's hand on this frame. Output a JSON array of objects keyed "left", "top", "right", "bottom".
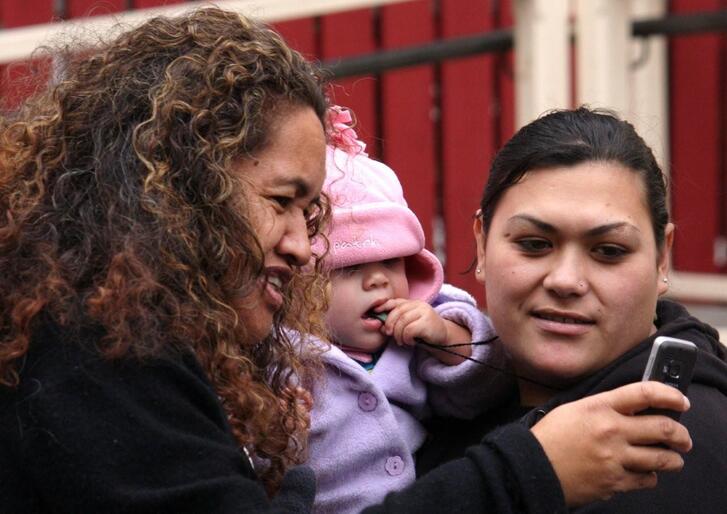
[
  {"left": 376, "top": 298, "right": 447, "bottom": 348},
  {"left": 376, "top": 298, "right": 473, "bottom": 365}
]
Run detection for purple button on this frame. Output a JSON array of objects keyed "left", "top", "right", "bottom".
[
  {"left": 358, "top": 391, "right": 377, "bottom": 412},
  {"left": 385, "top": 456, "right": 405, "bottom": 476}
]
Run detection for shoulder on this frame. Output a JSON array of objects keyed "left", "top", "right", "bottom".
[{"left": 0, "top": 317, "right": 276, "bottom": 512}]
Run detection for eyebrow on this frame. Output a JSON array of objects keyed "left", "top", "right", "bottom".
[{"left": 507, "top": 214, "right": 640, "bottom": 237}]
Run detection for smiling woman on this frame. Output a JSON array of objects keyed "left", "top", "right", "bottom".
[
  {"left": 0, "top": 8, "right": 331, "bottom": 512},
  {"left": 418, "top": 107, "right": 727, "bottom": 513},
  {"left": 476, "top": 161, "right": 671, "bottom": 402}
]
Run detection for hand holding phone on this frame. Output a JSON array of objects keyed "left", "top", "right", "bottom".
[{"left": 641, "top": 336, "right": 697, "bottom": 420}]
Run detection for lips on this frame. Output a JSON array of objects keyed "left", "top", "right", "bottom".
[
  {"left": 533, "top": 312, "right": 593, "bottom": 325},
  {"left": 531, "top": 308, "right": 595, "bottom": 336},
  {"left": 361, "top": 298, "right": 389, "bottom": 329},
  {"left": 362, "top": 298, "right": 388, "bottom": 319},
  {"left": 263, "top": 267, "right": 292, "bottom": 310}
]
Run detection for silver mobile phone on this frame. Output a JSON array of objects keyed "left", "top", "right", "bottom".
[{"left": 641, "top": 336, "right": 698, "bottom": 420}]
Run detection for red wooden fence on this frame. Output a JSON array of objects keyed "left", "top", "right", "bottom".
[
  {"left": 1, "top": 0, "right": 725, "bottom": 306},
  {"left": 670, "top": 0, "right": 727, "bottom": 274}
]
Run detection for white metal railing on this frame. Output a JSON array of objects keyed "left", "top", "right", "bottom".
[{"left": 0, "top": 0, "right": 411, "bottom": 65}]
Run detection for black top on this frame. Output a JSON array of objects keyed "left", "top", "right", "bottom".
[
  {"left": 417, "top": 300, "right": 727, "bottom": 513},
  {"left": 0, "top": 319, "right": 315, "bottom": 513},
  {"left": 0, "top": 316, "right": 567, "bottom": 513}
]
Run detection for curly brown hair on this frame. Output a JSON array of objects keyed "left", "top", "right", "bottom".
[{"left": 0, "top": 7, "right": 330, "bottom": 493}]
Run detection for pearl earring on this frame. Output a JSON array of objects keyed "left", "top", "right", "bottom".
[
  {"left": 476, "top": 268, "right": 481, "bottom": 274},
  {"left": 662, "top": 277, "right": 669, "bottom": 284}
]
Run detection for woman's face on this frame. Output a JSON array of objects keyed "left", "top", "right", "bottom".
[
  {"left": 232, "top": 105, "right": 327, "bottom": 343},
  {"left": 474, "top": 161, "right": 673, "bottom": 403}
]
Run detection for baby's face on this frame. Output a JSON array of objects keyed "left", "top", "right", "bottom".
[{"left": 326, "top": 258, "right": 409, "bottom": 352}]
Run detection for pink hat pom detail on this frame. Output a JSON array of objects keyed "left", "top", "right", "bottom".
[{"left": 326, "top": 106, "right": 367, "bottom": 156}]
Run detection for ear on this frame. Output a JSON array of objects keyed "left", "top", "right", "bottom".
[
  {"left": 473, "top": 216, "right": 487, "bottom": 284},
  {"left": 657, "top": 222, "right": 675, "bottom": 296}
]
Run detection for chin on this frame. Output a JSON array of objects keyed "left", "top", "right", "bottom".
[
  {"left": 241, "top": 315, "right": 274, "bottom": 346},
  {"left": 521, "top": 358, "right": 592, "bottom": 385},
  {"left": 356, "top": 338, "right": 387, "bottom": 354}
]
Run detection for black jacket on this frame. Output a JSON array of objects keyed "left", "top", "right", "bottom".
[
  {"left": 0, "top": 317, "right": 567, "bottom": 513},
  {"left": 0, "top": 319, "right": 315, "bottom": 513},
  {"left": 419, "top": 300, "right": 727, "bottom": 513}
]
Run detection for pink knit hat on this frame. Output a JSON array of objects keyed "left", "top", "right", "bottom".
[{"left": 315, "top": 108, "right": 443, "bottom": 303}]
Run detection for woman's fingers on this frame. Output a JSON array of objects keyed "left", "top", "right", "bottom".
[
  {"left": 621, "top": 445, "right": 685, "bottom": 473},
  {"left": 621, "top": 414, "right": 692, "bottom": 452},
  {"left": 598, "top": 381, "right": 690, "bottom": 416}
]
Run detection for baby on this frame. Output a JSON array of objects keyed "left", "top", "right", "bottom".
[{"left": 299, "top": 108, "right": 507, "bottom": 514}]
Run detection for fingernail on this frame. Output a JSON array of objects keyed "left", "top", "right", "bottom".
[{"left": 683, "top": 396, "right": 690, "bottom": 410}]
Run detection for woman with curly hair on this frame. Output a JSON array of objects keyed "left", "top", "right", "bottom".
[
  {"left": 0, "top": 7, "right": 693, "bottom": 514},
  {"left": 0, "top": 8, "right": 329, "bottom": 511}
]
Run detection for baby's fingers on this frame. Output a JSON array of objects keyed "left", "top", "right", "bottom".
[{"left": 390, "top": 310, "right": 425, "bottom": 345}]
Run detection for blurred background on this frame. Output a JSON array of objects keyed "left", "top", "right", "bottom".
[{"left": 1, "top": 0, "right": 725, "bottom": 340}]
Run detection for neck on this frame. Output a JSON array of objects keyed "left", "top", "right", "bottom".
[
  {"left": 337, "top": 344, "right": 380, "bottom": 363},
  {"left": 518, "top": 382, "right": 555, "bottom": 407}
]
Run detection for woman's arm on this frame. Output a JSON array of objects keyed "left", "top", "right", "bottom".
[{"left": 362, "top": 382, "right": 691, "bottom": 513}]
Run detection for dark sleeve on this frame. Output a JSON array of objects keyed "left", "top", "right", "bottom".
[
  {"left": 362, "top": 423, "right": 566, "bottom": 514},
  {"left": 0, "top": 324, "right": 314, "bottom": 514}
]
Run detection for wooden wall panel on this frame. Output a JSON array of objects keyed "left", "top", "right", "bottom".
[
  {"left": 132, "top": 0, "right": 184, "bottom": 8},
  {"left": 0, "top": 0, "right": 55, "bottom": 111},
  {"left": 669, "top": 0, "right": 724, "bottom": 273},
  {"left": 320, "top": 8, "right": 378, "bottom": 157},
  {"left": 440, "top": 0, "right": 496, "bottom": 305},
  {"left": 2, "top": 0, "right": 53, "bottom": 26},
  {"left": 379, "top": 0, "right": 436, "bottom": 248},
  {"left": 67, "top": 0, "right": 125, "bottom": 19},
  {"left": 274, "top": 18, "right": 318, "bottom": 59},
  {"left": 496, "top": 0, "right": 514, "bottom": 147}
]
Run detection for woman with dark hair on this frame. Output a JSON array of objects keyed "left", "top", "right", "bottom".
[
  {"left": 416, "top": 107, "right": 727, "bottom": 513},
  {"left": 0, "top": 11, "right": 694, "bottom": 512}
]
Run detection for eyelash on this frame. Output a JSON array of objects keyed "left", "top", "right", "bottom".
[
  {"left": 592, "top": 244, "right": 629, "bottom": 261},
  {"left": 272, "top": 196, "right": 293, "bottom": 209},
  {"left": 515, "top": 238, "right": 551, "bottom": 254},
  {"left": 515, "top": 239, "right": 630, "bottom": 262}
]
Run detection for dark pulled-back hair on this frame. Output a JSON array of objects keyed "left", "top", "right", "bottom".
[
  {"left": 0, "top": 8, "right": 329, "bottom": 493},
  {"left": 480, "top": 107, "right": 669, "bottom": 249}
]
